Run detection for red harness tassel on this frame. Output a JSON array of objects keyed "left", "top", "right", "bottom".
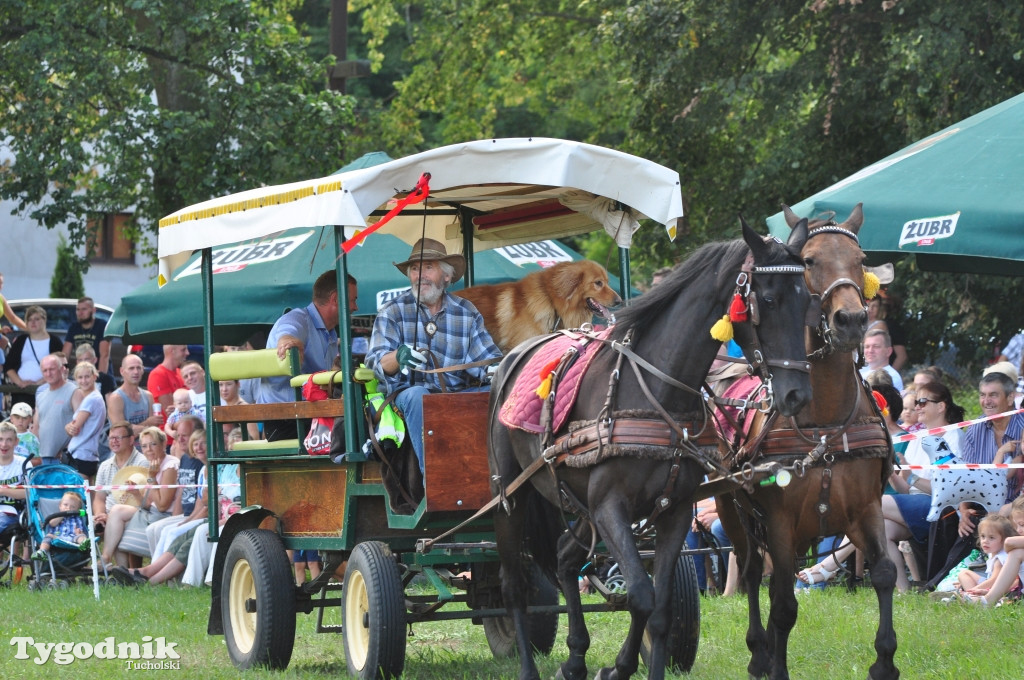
[{"left": 729, "top": 293, "right": 748, "bottom": 322}]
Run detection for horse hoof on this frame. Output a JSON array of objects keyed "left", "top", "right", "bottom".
[
  {"left": 594, "top": 668, "right": 617, "bottom": 680},
  {"left": 555, "top": 665, "right": 586, "bottom": 680}
]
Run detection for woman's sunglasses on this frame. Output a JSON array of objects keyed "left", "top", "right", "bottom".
[{"left": 914, "top": 398, "right": 939, "bottom": 406}]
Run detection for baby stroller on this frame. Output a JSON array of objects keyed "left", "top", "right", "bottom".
[{"left": 23, "top": 463, "right": 109, "bottom": 590}]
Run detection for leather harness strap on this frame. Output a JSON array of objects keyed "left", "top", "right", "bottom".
[
  {"left": 757, "top": 422, "right": 891, "bottom": 458},
  {"left": 544, "top": 418, "right": 719, "bottom": 460}
]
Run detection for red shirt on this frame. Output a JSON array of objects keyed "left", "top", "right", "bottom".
[{"left": 147, "top": 364, "right": 184, "bottom": 402}]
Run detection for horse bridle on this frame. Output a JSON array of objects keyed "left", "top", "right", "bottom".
[
  {"left": 803, "top": 223, "right": 868, "bottom": 360},
  {"left": 726, "top": 252, "right": 812, "bottom": 411}
]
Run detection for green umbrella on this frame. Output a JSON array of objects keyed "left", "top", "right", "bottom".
[
  {"left": 105, "top": 228, "right": 614, "bottom": 344},
  {"left": 766, "top": 92, "right": 1024, "bottom": 275}
]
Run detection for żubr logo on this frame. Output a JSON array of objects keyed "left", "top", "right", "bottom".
[
  {"left": 898, "top": 211, "right": 960, "bottom": 248},
  {"left": 10, "top": 635, "right": 180, "bottom": 667}
]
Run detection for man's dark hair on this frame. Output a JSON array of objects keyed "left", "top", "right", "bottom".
[
  {"left": 980, "top": 371, "right": 1015, "bottom": 397},
  {"left": 312, "top": 271, "right": 356, "bottom": 304},
  {"left": 312, "top": 270, "right": 339, "bottom": 304}
]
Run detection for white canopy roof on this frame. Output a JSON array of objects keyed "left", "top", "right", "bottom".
[{"left": 158, "top": 137, "right": 684, "bottom": 285}]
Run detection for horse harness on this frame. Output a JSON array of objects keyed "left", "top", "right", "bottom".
[
  {"left": 423, "top": 253, "right": 812, "bottom": 550},
  {"left": 712, "top": 224, "right": 893, "bottom": 538},
  {"left": 523, "top": 252, "right": 812, "bottom": 524}
]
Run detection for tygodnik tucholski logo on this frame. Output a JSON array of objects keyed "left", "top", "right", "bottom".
[{"left": 10, "top": 635, "right": 181, "bottom": 669}]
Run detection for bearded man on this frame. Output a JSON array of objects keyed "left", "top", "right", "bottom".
[{"left": 365, "top": 238, "right": 501, "bottom": 480}]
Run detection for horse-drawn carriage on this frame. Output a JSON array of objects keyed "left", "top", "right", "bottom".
[{"left": 153, "top": 138, "right": 884, "bottom": 680}]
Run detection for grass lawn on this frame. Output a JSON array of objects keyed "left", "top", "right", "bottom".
[{"left": 1, "top": 581, "right": 1020, "bottom": 678}]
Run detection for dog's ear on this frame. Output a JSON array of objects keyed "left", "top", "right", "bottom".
[{"left": 552, "top": 262, "right": 585, "bottom": 292}]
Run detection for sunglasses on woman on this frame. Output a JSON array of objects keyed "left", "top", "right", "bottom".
[{"left": 915, "top": 397, "right": 939, "bottom": 406}]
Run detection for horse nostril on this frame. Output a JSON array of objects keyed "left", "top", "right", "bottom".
[{"left": 834, "top": 308, "right": 867, "bottom": 330}]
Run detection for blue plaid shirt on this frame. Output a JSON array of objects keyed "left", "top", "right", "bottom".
[{"left": 366, "top": 291, "right": 501, "bottom": 395}]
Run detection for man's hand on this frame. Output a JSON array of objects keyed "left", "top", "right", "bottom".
[
  {"left": 957, "top": 502, "right": 979, "bottom": 538},
  {"left": 276, "top": 335, "right": 305, "bottom": 363},
  {"left": 396, "top": 344, "right": 426, "bottom": 375}
]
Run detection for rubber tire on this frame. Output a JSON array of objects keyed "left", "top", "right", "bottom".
[
  {"left": 221, "top": 528, "right": 296, "bottom": 670},
  {"left": 343, "top": 541, "right": 406, "bottom": 679},
  {"left": 482, "top": 565, "right": 559, "bottom": 658},
  {"left": 640, "top": 553, "right": 700, "bottom": 673}
]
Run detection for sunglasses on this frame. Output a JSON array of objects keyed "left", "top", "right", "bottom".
[{"left": 915, "top": 398, "right": 940, "bottom": 406}]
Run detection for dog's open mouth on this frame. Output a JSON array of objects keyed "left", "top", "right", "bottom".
[{"left": 586, "top": 297, "right": 616, "bottom": 324}]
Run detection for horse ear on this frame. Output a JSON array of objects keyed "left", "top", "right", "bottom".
[
  {"left": 740, "top": 216, "right": 769, "bottom": 261},
  {"left": 786, "top": 217, "right": 809, "bottom": 252},
  {"left": 843, "top": 203, "right": 864, "bottom": 234},
  {"left": 781, "top": 204, "right": 802, "bottom": 229}
]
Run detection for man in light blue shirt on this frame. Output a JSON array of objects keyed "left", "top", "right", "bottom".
[{"left": 257, "top": 271, "right": 357, "bottom": 440}]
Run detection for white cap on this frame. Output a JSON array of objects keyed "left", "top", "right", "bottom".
[{"left": 10, "top": 402, "right": 33, "bottom": 418}]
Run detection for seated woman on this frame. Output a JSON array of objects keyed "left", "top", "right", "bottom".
[
  {"left": 115, "top": 431, "right": 211, "bottom": 586},
  {"left": 144, "top": 428, "right": 207, "bottom": 557},
  {"left": 100, "top": 427, "right": 179, "bottom": 568}
]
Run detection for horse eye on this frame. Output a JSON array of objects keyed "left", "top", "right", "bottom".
[
  {"left": 762, "top": 295, "right": 776, "bottom": 308},
  {"left": 803, "top": 257, "right": 815, "bottom": 267}
]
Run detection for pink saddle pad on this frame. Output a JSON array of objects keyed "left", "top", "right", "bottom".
[
  {"left": 713, "top": 374, "right": 763, "bottom": 444},
  {"left": 499, "top": 330, "right": 608, "bottom": 434}
]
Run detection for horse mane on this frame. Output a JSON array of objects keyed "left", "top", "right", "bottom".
[{"left": 612, "top": 239, "right": 750, "bottom": 339}]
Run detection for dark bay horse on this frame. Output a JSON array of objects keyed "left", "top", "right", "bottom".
[
  {"left": 488, "top": 221, "right": 815, "bottom": 680},
  {"left": 715, "top": 204, "right": 899, "bottom": 680}
]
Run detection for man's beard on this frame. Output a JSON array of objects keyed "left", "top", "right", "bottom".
[
  {"left": 414, "top": 280, "right": 444, "bottom": 306},
  {"left": 81, "top": 314, "right": 94, "bottom": 324}
]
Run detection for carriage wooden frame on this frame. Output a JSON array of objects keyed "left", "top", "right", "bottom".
[{"left": 155, "top": 139, "right": 715, "bottom": 677}]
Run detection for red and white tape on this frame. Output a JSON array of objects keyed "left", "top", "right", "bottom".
[
  {"left": 0, "top": 482, "right": 239, "bottom": 491},
  {"left": 893, "top": 406, "right": 1024, "bottom": 443}
]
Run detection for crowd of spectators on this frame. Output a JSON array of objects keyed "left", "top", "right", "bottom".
[
  {"left": 793, "top": 321, "right": 1024, "bottom": 605},
  {"left": 0, "top": 334, "right": 254, "bottom": 587}
]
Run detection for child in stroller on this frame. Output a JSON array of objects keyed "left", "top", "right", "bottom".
[
  {"left": 24, "top": 463, "right": 104, "bottom": 588},
  {"left": 30, "top": 491, "right": 90, "bottom": 560}
]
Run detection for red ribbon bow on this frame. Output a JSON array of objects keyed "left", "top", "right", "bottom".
[{"left": 342, "top": 173, "right": 431, "bottom": 254}]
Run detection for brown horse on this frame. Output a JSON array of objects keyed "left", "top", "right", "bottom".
[
  {"left": 489, "top": 222, "right": 815, "bottom": 680},
  {"left": 714, "top": 204, "right": 899, "bottom": 680}
]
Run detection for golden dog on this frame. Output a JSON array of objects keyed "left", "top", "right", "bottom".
[{"left": 453, "top": 260, "right": 621, "bottom": 353}]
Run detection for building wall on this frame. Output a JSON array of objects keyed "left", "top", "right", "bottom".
[{"left": 0, "top": 198, "right": 157, "bottom": 309}]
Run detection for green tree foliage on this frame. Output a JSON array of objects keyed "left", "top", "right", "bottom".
[
  {"left": 0, "top": 0, "right": 355, "bottom": 260},
  {"left": 602, "top": 0, "right": 1024, "bottom": 372},
  {"left": 50, "top": 235, "right": 85, "bottom": 299},
  {"left": 351, "top": 0, "right": 633, "bottom": 154},
  {"left": 354, "top": 0, "right": 1024, "bottom": 371}
]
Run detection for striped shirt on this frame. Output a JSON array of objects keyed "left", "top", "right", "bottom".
[{"left": 961, "top": 414, "right": 1024, "bottom": 501}]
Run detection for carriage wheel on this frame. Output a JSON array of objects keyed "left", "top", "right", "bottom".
[
  {"left": 482, "top": 563, "right": 559, "bottom": 658},
  {"left": 641, "top": 553, "right": 700, "bottom": 672},
  {"left": 343, "top": 541, "right": 406, "bottom": 679},
  {"left": 221, "top": 529, "right": 296, "bottom": 670}
]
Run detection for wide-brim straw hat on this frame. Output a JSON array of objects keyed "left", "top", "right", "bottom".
[
  {"left": 393, "top": 238, "right": 466, "bottom": 283},
  {"left": 110, "top": 466, "right": 149, "bottom": 507}
]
